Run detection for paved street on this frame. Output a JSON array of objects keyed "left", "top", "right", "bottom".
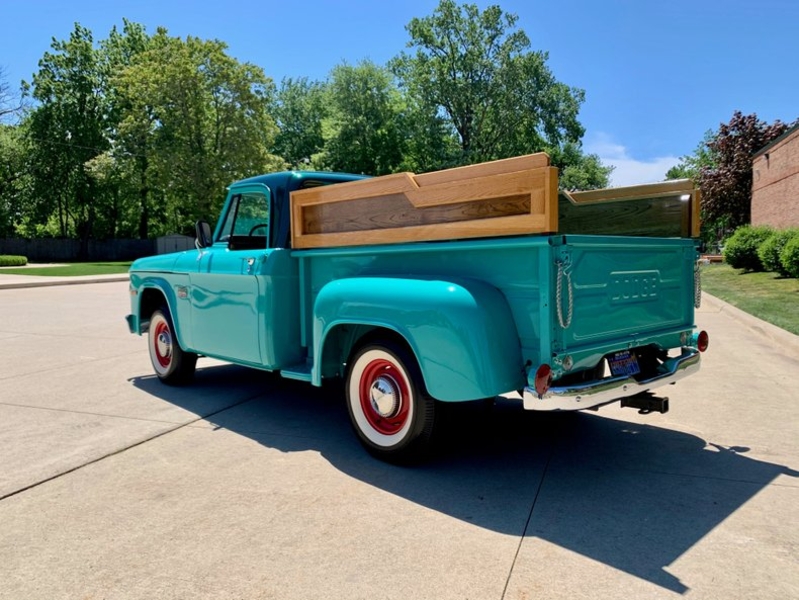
[{"left": 0, "top": 281, "right": 797, "bottom": 599}]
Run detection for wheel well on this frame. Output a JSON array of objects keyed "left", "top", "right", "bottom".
[
  {"left": 139, "top": 288, "right": 167, "bottom": 325},
  {"left": 351, "top": 328, "right": 412, "bottom": 359},
  {"left": 320, "top": 325, "right": 415, "bottom": 379}
]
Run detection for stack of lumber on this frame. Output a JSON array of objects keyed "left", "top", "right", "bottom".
[{"left": 290, "top": 153, "right": 699, "bottom": 249}]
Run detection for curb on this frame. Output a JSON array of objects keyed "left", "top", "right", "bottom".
[
  {"left": 0, "top": 275, "right": 129, "bottom": 290},
  {"left": 701, "top": 291, "right": 799, "bottom": 355}
]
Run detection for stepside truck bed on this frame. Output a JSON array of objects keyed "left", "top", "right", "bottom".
[{"left": 295, "top": 233, "right": 699, "bottom": 411}]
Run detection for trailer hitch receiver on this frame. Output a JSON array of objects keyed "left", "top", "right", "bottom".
[{"left": 620, "top": 392, "right": 669, "bottom": 415}]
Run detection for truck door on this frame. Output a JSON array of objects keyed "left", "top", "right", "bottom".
[{"left": 190, "top": 184, "right": 272, "bottom": 365}]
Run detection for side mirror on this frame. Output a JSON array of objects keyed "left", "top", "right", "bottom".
[{"left": 195, "top": 220, "right": 213, "bottom": 249}]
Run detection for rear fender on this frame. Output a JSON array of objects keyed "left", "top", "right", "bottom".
[{"left": 313, "top": 277, "right": 524, "bottom": 401}]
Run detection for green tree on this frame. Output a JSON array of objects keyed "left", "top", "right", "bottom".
[
  {"left": 396, "top": 94, "right": 460, "bottom": 173},
  {"left": 549, "top": 142, "right": 613, "bottom": 190},
  {"left": 115, "top": 31, "right": 283, "bottom": 234},
  {"left": 20, "top": 22, "right": 151, "bottom": 241},
  {"left": 24, "top": 23, "right": 109, "bottom": 252},
  {"left": 700, "top": 112, "right": 794, "bottom": 232},
  {"left": 665, "top": 130, "right": 717, "bottom": 181},
  {"left": 100, "top": 20, "right": 154, "bottom": 238},
  {"left": 391, "top": 0, "right": 586, "bottom": 166},
  {"left": 668, "top": 113, "right": 796, "bottom": 245},
  {"left": 82, "top": 151, "right": 136, "bottom": 238},
  {"left": 0, "top": 123, "right": 31, "bottom": 236},
  {"left": 317, "top": 61, "right": 405, "bottom": 175},
  {"left": 271, "top": 77, "right": 328, "bottom": 169}
]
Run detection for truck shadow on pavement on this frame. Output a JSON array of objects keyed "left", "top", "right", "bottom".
[{"left": 131, "top": 364, "right": 798, "bottom": 595}]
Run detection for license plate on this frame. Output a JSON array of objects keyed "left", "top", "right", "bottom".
[{"left": 609, "top": 350, "right": 640, "bottom": 377}]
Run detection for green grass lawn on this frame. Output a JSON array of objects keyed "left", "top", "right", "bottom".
[
  {"left": 0, "top": 262, "right": 131, "bottom": 277},
  {"left": 701, "top": 263, "right": 799, "bottom": 336}
]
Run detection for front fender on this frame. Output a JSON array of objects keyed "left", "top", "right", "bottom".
[
  {"left": 129, "top": 273, "right": 191, "bottom": 350},
  {"left": 313, "top": 277, "right": 524, "bottom": 401}
]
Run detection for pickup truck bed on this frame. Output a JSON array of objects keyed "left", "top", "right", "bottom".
[{"left": 293, "top": 234, "right": 700, "bottom": 409}]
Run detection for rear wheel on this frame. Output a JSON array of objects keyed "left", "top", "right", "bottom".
[
  {"left": 148, "top": 307, "right": 197, "bottom": 385},
  {"left": 345, "top": 341, "right": 436, "bottom": 463}
]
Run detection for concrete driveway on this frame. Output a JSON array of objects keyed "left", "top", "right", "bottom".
[{"left": 0, "top": 281, "right": 797, "bottom": 599}]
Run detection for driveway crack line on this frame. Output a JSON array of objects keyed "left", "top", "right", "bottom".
[
  {"left": 0, "top": 351, "right": 151, "bottom": 382},
  {"left": 0, "top": 400, "right": 246, "bottom": 426},
  {"left": 0, "top": 393, "right": 262, "bottom": 503},
  {"left": 500, "top": 439, "right": 556, "bottom": 600}
]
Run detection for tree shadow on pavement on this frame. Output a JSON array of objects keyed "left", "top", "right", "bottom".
[{"left": 130, "top": 365, "right": 798, "bottom": 594}]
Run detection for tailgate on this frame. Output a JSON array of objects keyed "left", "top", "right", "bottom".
[{"left": 551, "top": 235, "right": 696, "bottom": 350}]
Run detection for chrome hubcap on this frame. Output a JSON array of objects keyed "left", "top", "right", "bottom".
[
  {"left": 370, "top": 375, "right": 400, "bottom": 417},
  {"left": 157, "top": 330, "right": 172, "bottom": 359}
]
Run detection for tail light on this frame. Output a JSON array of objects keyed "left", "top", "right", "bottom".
[
  {"left": 534, "top": 364, "right": 553, "bottom": 397},
  {"left": 692, "top": 330, "right": 709, "bottom": 352}
]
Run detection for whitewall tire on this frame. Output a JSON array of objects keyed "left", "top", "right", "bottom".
[
  {"left": 346, "top": 341, "right": 436, "bottom": 463},
  {"left": 148, "top": 307, "right": 197, "bottom": 385}
]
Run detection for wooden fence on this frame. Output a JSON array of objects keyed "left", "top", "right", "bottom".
[{"left": 0, "top": 238, "right": 156, "bottom": 262}]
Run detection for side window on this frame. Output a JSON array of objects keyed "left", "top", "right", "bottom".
[
  {"left": 217, "top": 197, "right": 238, "bottom": 242},
  {"left": 216, "top": 191, "right": 270, "bottom": 244}
]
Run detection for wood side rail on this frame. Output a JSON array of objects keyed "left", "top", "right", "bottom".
[
  {"left": 291, "top": 153, "right": 558, "bottom": 249},
  {"left": 290, "top": 154, "right": 700, "bottom": 248}
]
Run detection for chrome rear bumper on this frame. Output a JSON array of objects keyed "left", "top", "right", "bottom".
[{"left": 523, "top": 348, "right": 701, "bottom": 411}]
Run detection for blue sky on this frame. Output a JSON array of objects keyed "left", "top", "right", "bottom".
[{"left": 2, "top": 0, "right": 797, "bottom": 185}]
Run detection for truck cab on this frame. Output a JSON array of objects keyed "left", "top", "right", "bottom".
[{"left": 129, "top": 172, "right": 363, "bottom": 372}]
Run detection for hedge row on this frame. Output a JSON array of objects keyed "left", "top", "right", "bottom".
[
  {"left": 0, "top": 255, "right": 28, "bottom": 267},
  {"left": 722, "top": 225, "right": 799, "bottom": 278}
]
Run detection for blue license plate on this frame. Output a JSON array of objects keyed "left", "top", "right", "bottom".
[{"left": 609, "top": 350, "right": 640, "bottom": 377}]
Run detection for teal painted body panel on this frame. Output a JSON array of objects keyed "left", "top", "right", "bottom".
[
  {"left": 552, "top": 237, "right": 694, "bottom": 345},
  {"left": 295, "top": 236, "right": 552, "bottom": 376},
  {"left": 312, "top": 276, "right": 522, "bottom": 401},
  {"left": 129, "top": 269, "right": 192, "bottom": 350},
  {"left": 191, "top": 248, "right": 263, "bottom": 364},
  {"left": 296, "top": 234, "right": 697, "bottom": 391},
  {"left": 127, "top": 169, "right": 700, "bottom": 406},
  {"left": 130, "top": 247, "right": 302, "bottom": 368},
  {"left": 257, "top": 249, "right": 303, "bottom": 368},
  {"left": 546, "top": 236, "right": 697, "bottom": 380}
]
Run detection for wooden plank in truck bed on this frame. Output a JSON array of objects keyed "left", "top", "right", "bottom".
[
  {"left": 559, "top": 179, "right": 700, "bottom": 238},
  {"left": 289, "top": 154, "right": 700, "bottom": 249},
  {"left": 290, "top": 153, "right": 558, "bottom": 249}
]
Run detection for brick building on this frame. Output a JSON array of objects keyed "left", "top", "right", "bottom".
[{"left": 751, "top": 123, "right": 799, "bottom": 228}]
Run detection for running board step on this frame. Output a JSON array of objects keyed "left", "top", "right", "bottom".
[{"left": 280, "top": 362, "right": 312, "bottom": 382}]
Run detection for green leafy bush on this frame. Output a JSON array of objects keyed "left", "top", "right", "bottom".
[
  {"left": 0, "top": 255, "right": 28, "bottom": 267},
  {"left": 722, "top": 225, "right": 774, "bottom": 271},
  {"left": 758, "top": 228, "right": 799, "bottom": 277},
  {"left": 779, "top": 236, "right": 799, "bottom": 279}
]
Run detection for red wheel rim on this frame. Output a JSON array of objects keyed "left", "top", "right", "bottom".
[
  {"left": 358, "top": 358, "right": 410, "bottom": 435},
  {"left": 153, "top": 319, "right": 172, "bottom": 368}
]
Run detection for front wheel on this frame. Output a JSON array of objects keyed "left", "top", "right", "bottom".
[
  {"left": 345, "top": 341, "right": 436, "bottom": 463},
  {"left": 148, "top": 308, "right": 197, "bottom": 385}
]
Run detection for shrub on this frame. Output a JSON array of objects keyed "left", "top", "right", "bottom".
[
  {"left": 0, "top": 255, "right": 28, "bottom": 267},
  {"left": 758, "top": 228, "right": 799, "bottom": 277},
  {"left": 722, "top": 225, "right": 774, "bottom": 271},
  {"left": 780, "top": 236, "right": 799, "bottom": 279}
]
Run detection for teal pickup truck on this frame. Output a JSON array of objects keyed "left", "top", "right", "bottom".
[{"left": 127, "top": 159, "right": 708, "bottom": 462}]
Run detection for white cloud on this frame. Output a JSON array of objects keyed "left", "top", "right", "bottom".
[{"left": 586, "top": 132, "right": 680, "bottom": 187}]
